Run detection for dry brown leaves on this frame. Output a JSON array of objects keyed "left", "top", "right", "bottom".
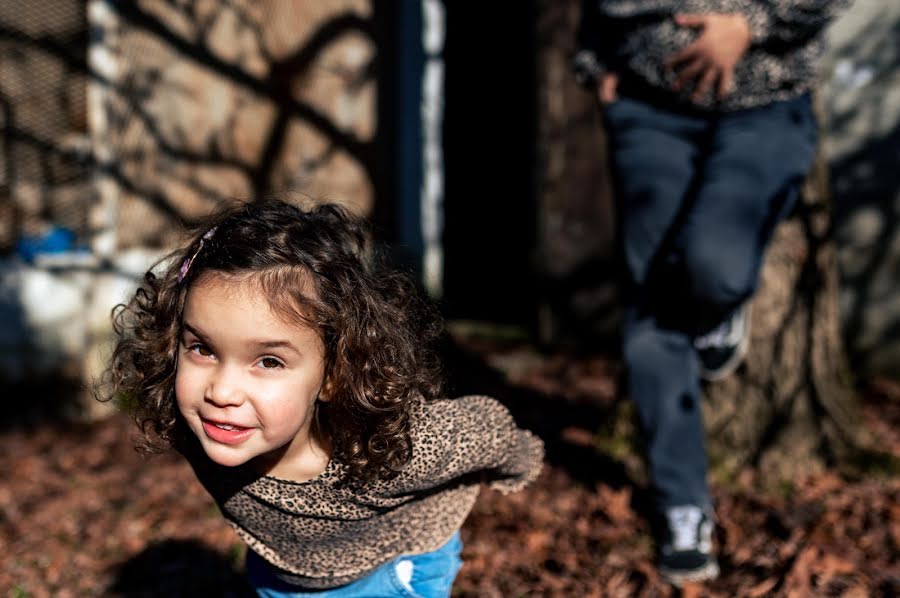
[{"left": 1, "top": 366, "right": 898, "bottom": 596}]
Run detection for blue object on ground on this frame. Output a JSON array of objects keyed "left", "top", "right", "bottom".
[{"left": 15, "top": 227, "right": 78, "bottom": 263}]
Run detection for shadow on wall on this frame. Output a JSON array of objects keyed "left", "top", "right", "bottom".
[
  {"left": 826, "top": 8, "right": 900, "bottom": 378},
  {"left": 91, "top": 1, "right": 396, "bottom": 243},
  {"left": 2, "top": 1, "right": 402, "bottom": 249}
]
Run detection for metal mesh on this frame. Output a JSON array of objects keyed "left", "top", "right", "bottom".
[{"left": 0, "top": 0, "right": 91, "bottom": 255}]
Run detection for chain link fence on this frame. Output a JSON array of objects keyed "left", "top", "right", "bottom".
[{"left": 0, "top": 1, "right": 92, "bottom": 255}]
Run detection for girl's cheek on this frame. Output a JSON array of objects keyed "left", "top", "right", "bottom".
[{"left": 174, "top": 367, "right": 193, "bottom": 407}]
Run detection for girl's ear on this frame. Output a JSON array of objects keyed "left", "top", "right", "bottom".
[{"left": 318, "top": 375, "right": 335, "bottom": 403}]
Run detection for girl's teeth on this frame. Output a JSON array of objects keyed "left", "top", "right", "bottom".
[{"left": 215, "top": 423, "right": 236, "bottom": 430}]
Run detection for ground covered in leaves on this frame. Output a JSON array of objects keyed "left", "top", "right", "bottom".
[{"left": 2, "top": 336, "right": 899, "bottom": 597}]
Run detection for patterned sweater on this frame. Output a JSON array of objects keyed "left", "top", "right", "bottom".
[
  {"left": 184, "top": 395, "right": 544, "bottom": 590},
  {"left": 574, "top": 0, "right": 850, "bottom": 111}
]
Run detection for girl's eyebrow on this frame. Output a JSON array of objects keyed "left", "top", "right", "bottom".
[
  {"left": 253, "top": 340, "right": 301, "bottom": 354},
  {"left": 182, "top": 322, "right": 207, "bottom": 340},
  {"left": 184, "top": 322, "right": 299, "bottom": 354}
]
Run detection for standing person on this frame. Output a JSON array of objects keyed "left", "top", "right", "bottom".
[
  {"left": 573, "top": 0, "right": 848, "bottom": 586},
  {"left": 101, "top": 199, "right": 544, "bottom": 597}
]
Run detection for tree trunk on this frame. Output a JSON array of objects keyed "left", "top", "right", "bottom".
[{"left": 702, "top": 113, "right": 865, "bottom": 484}]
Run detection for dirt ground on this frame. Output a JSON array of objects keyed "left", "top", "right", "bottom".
[{"left": 2, "top": 335, "right": 899, "bottom": 597}]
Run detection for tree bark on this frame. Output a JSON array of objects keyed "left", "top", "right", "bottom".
[{"left": 702, "top": 112, "right": 865, "bottom": 483}]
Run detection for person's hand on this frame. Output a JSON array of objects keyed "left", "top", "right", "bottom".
[
  {"left": 665, "top": 13, "right": 751, "bottom": 103},
  {"left": 596, "top": 71, "right": 619, "bottom": 106}
]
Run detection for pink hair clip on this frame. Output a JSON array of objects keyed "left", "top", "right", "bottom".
[{"left": 177, "top": 226, "right": 217, "bottom": 283}]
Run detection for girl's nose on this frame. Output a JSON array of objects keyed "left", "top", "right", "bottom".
[{"left": 205, "top": 366, "right": 246, "bottom": 407}]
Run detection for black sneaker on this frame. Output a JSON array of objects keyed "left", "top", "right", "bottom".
[
  {"left": 657, "top": 505, "right": 719, "bottom": 586},
  {"left": 694, "top": 304, "right": 750, "bottom": 381}
]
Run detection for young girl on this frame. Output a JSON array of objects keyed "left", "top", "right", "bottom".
[{"left": 102, "top": 199, "right": 544, "bottom": 597}]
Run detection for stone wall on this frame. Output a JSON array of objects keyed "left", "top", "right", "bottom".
[{"left": 93, "top": 0, "right": 377, "bottom": 249}]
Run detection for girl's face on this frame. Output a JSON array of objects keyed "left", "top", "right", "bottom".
[{"left": 175, "top": 273, "right": 329, "bottom": 480}]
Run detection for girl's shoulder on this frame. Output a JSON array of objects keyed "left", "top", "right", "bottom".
[
  {"left": 375, "top": 394, "right": 542, "bottom": 495},
  {"left": 369, "top": 394, "right": 543, "bottom": 496},
  {"left": 412, "top": 394, "right": 517, "bottom": 438},
  {"left": 404, "top": 395, "right": 523, "bottom": 472}
]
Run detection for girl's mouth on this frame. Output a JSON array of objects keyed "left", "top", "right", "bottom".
[{"left": 201, "top": 419, "right": 254, "bottom": 445}]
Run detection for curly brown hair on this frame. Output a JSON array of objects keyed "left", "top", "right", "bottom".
[{"left": 101, "top": 199, "right": 445, "bottom": 482}]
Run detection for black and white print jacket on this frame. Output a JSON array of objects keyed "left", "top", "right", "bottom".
[{"left": 574, "top": 0, "right": 851, "bottom": 111}]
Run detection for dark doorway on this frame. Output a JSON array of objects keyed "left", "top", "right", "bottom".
[{"left": 441, "top": 2, "right": 538, "bottom": 327}]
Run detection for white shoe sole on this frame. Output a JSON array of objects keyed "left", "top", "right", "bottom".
[
  {"left": 659, "top": 559, "right": 720, "bottom": 587},
  {"left": 699, "top": 330, "right": 750, "bottom": 382}
]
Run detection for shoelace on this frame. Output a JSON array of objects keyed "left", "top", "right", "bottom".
[{"left": 666, "top": 506, "right": 703, "bottom": 551}]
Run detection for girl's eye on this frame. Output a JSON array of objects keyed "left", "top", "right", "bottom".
[
  {"left": 188, "top": 342, "right": 214, "bottom": 358},
  {"left": 259, "top": 357, "right": 284, "bottom": 369}
]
